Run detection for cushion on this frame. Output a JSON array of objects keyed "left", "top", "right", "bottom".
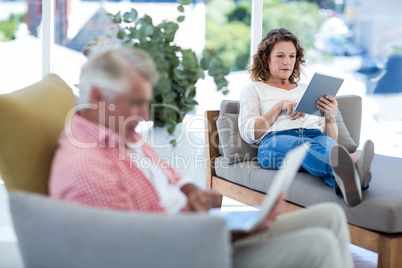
[
  {"left": 335, "top": 108, "right": 357, "bottom": 152},
  {"left": 9, "top": 191, "right": 231, "bottom": 268},
  {"left": 336, "top": 95, "right": 362, "bottom": 150},
  {"left": 218, "top": 100, "right": 240, "bottom": 156},
  {"left": 216, "top": 113, "right": 258, "bottom": 164},
  {"left": 0, "top": 74, "right": 76, "bottom": 194},
  {"left": 220, "top": 100, "right": 240, "bottom": 115}
]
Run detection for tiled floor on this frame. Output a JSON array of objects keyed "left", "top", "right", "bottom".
[
  {"left": 351, "top": 244, "right": 378, "bottom": 268},
  {"left": 0, "top": 185, "right": 379, "bottom": 268}
]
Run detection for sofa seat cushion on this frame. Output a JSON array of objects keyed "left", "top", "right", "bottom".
[{"left": 215, "top": 154, "right": 402, "bottom": 233}]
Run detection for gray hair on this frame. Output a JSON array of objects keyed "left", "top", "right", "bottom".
[{"left": 77, "top": 46, "right": 158, "bottom": 105}]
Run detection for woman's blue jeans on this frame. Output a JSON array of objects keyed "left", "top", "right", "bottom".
[{"left": 258, "top": 128, "right": 340, "bottom": 195}]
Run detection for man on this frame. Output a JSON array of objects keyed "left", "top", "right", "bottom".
[{"left": 50, "top": 46, "right": 354, "bottom": 268}]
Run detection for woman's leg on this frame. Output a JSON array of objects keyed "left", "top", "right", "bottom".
[
  {"left": 330, "top": 145, "right": 363, "bottom": 206},
  {"left": 352, "top": 139, "right": 375, "bottom": 189},
  {"left": 258, "top": 129, "right": 364, "bottom": 203},
  {"left": 232, "top": 203, "right": 353, "bottom": 268},
  {"left": 258, "top": 129, "right": 337, "bottom": 187},
  {"left": 303, "top": 129, "right": 339, "bottom": 188},
  {"left": 257, "top": 130, "right": 303, "bottom": 170},
  {"left": 257, "top": 131, "right": 303, "bottom": 169}
]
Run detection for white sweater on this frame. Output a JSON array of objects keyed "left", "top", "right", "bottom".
[{"left": 238, "top": 82, "right": 323, "bottom": 144}]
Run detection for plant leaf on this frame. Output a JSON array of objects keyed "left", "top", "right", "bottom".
[
  {"left": 111, "top": 11, "right": 122, "bottom": 24},
  {"left": 200, "top": 57, "right": 210, "bottom": 70},
  {"left": 130, "top": 8, "right": 138, "bottom": 21},
  {"left": 181, "top": 0, "right": 192, "bottom": 5},
  {"left": 169, "top": 139, "right": 177, "bottom": 146},
  {"left": 123, "top": 9, "right": 138, "bottom": 23},
  {"left": 117, "top": 29, "right": 126, "bottom": 39},
  {"left": 100, "top": 1, "right": 230, "bottom": 135},
  {"left": 162, "top": 22, "right": 179, "bottom": 42},
  {"left": 142, "top": 14, "right": 153, "bottom": 25}
]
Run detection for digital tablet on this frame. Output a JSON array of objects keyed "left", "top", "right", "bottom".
[
  {"left": 208, "top": 144, "right": 310, "bottom": 232},
  {"left": 295, "top": 73, "right": 344, "bottom": 116}
]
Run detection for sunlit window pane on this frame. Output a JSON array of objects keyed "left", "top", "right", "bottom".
[{"left": 0, "top": 0, "right": 41, "bottom": 94}]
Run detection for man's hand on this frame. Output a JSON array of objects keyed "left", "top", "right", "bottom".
[
  {"left": 187, "top": 189, "right": 222, "bottom": 212},
  {"left": 231, "top": 192, "right": 286, "bottom": 242},
  {"left": 253, "top": 191, "right": 285, "bottom": 232},
  {"left": 180, "top": 183, "right": 222, "bottom": 212}
]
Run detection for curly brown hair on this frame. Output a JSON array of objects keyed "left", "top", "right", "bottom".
[{"left": 249, "top": 28, "right": 305, "bottom": 83}]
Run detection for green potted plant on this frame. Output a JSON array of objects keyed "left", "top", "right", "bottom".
[{"left": 108, "top": 0, "right": 229, "bottom": 140}]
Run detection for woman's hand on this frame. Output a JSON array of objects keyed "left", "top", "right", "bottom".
[
  {"left": 254, "top": 99, "right": 304, "bottom": 140},
  {"left": 316, "top": 95, "right": 337, "bottom": 122},
  {"left": 281, "top": 100, "right": 305, "bottom": 120}
]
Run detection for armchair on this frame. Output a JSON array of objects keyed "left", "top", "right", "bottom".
[{"left": 0, "top": 74, "right": 231, "bottom": 268}]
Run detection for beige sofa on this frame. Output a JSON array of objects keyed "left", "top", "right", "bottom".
[{"left": 206, "top": 95, "right": 402, "bottom": 268}]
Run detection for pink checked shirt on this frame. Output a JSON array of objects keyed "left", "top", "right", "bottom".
[{"left": 49, "top": 114, "right": 182, "bottom": 213}]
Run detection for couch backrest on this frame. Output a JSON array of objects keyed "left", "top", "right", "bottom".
[{"left": 9, "top": 191, "right": 232, "bottom": 268}]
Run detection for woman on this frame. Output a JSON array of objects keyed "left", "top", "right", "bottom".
[{"left": 238, "top": 28, "right": 374, "bottom": 207}]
